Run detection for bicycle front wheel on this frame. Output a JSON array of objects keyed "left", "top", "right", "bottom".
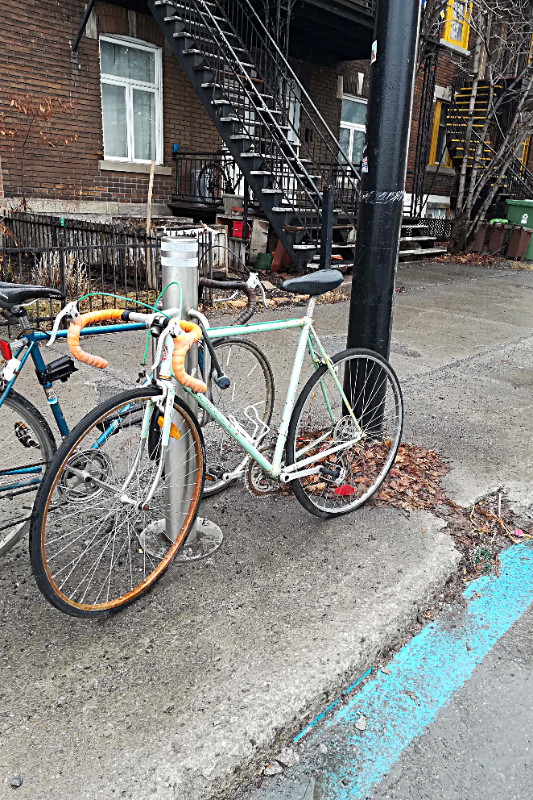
[
  {"left": 286, "top": 349, "right": 403, "bottom": 518},
  {"left": 29, "top": 387, "right": 204, "bottom": 618},
  {"left": 202, "top": 337, "right": 274, "bottom": 497},
  {"left": 1, "top": 390, "right": 56, "bottom": 556}
]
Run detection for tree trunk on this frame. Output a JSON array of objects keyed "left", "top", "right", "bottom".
[{"left": 449, "top": 213, "right": 471, "bottom": 254}]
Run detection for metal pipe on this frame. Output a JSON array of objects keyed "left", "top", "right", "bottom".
[
  {"left": 72, "top": 0, "right": 96, "bottom": 55},
  {"left": 161, "top": 236, "right": 200, "bottom": 543},
  {"left": 319, "top": 185, "right": 334, "bottom": 269}
]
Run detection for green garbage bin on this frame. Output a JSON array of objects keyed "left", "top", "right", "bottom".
[{"left": 506, "top": 199, "right": 533, "bottom": 260}]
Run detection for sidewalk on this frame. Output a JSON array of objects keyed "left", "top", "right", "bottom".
[{"left": 1, "top": 259, "right": 531, "bottom": 799}]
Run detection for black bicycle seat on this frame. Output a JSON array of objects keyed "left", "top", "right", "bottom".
[
  {"left": 0, "top": 282, "right": 64, "bottom": 307},
  {"left": 280, "top": 269, "right": 343, "bottom": 297}
]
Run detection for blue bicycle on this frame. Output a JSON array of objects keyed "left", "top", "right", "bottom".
[{"left": 0, "top": 282, "right": 146, "bottom": 555}]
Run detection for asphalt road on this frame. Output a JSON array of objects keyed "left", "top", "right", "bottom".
[
  {"left": 368, "top": 605, "right": 533, "bottom": 800},
  {"left": 239, "top": 552, "right": 533, "bottom": 800}
]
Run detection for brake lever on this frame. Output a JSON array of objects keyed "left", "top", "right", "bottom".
[
  {"left": 247, "top": 272, "right": 267, "bottom": 309},
  {"left": 47, "top": 301, "right": 79, "bottom": 347}
]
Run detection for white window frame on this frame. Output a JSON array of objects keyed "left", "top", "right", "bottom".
[
  {"left": 99, "top": 34, "right": 163, "bottom": 165},
  {"left": 340, "top": 94, "right": 367, "bottom": 166}
]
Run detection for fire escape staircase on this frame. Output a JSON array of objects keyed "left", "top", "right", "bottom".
[
  {"left": 446, "top": 80, "right": 533, "bottom": 202},
  {"left": 148, "top": 0, "right": 360, "bottom": 269}
]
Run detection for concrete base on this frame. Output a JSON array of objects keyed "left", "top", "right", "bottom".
[
  {"left": 176, "top": 517, "right": 224, "bottom": 563},
  {"left": 1, "top": 259, "right": 531, "bottom": 800}
]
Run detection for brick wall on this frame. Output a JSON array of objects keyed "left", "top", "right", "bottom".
[{"left": 0, "top": 1, "right": 219, "bottom": 211}]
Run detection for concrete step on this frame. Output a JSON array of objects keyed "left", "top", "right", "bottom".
[{"left": 398, "top": 247, "right": 446, "bottom": 259}]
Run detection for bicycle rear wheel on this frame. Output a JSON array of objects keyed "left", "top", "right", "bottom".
[
  {"left": 286, "top": 349, "right": 403, "bottom": 518},
  {"left": 0, "top": 390, "right": 56, "bottom": 556},
  {"left": 202, "top": 337, "right": 274, "bottom": 497},
  {"left": 30, "top": 387, "right": 204, "bottom": 618}
]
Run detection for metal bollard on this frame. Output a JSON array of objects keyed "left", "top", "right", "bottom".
[{"left": 161, "top": 235, "right": 223, "bottom": 562}]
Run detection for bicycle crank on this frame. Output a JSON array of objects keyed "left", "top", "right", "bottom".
[{"left": 245, "top": 446, "right": 278, "bottom": 496}]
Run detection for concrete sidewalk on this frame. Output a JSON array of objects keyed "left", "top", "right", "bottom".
[{"left": 1, "top": 260, "right": 531, "bottom": 799}]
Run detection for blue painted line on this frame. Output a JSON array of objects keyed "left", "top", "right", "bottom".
[
  {"left": 294, "top": 669, "right": 373, "bottom": 744},
  {"left": 300, "top": 543, "right": 533, "bottom": 799}
]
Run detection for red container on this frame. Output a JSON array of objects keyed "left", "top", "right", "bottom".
[
  {"left": 487, "top": 223, "right": 511, "bottom": 254},
  {"left": 506, "top": 225, "right": 532, "bottom": 260},
  {"left": 232, "top": 220, "right": 250, "bottom": 239},
  {"left": 470, "top": 222, "right": 489, "bottom": 253}
]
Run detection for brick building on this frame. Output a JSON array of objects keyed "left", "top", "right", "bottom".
[{"left": 0, "top": 0, "right": 512, "bottom": 228}]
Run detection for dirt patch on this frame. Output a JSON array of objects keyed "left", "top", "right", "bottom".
[
  {"left": 435, "top": 252, "right": 510, "bottom": 268},
  {"left": 372, "top": 443, "right": 531, "bottom": 584}
]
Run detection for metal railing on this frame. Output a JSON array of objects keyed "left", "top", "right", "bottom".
[
  {"left": 173, "top": 150, "right": 246, "bottom": 205},
  {"left": 160, "top": 0, "right": 359, "bottom": 246}
]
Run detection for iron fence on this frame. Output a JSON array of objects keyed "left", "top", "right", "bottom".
[{"left": 0, "top": 212, "right": 221, "bottom": 330}]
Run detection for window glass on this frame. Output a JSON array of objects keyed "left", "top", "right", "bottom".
[
  {"left": 101, "top": 40, "right": 155, "bottom": 83},
  {"left": 339, "top": 127, "right": 351, "bottom": 156},
  {"left": 341, "top": 98, "right": 367, "bottom": 127},
  {"left": 339, "top": 96, "right": 367, "bottom": 167},
  {"left": 133, "top": 90, "right": 156, "bottom": 161},
  {"left": 351, "top": 130, "right": 365, "bottom": 165},
  {"left": 102, "top": 83, "right": 128, "bottom": 159}
]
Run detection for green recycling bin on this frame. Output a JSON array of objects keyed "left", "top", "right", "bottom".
[{"left": 506, "top": 199, "right": 533, "bottom": 260}]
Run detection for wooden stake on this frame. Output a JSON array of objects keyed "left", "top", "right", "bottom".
[{"left": 146, "top": 160, "right": 156, "bottom": 289}]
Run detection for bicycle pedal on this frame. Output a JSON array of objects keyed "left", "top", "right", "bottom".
[
  {"left": 321, "top": 464, "right": 341, "bottom": 480},
  {"left": 14, "top": 422, "right": 38, "bottom": 449},
  {"left": 205, "top": 465, "right": 225, "bottom": 481}
]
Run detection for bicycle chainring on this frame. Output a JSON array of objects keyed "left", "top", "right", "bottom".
[
  {"left": 245, "top": 446, "right": 278, "bottom": 496},
  {"left": 57, "top": 449, "right": 112, "bottom": 502}
]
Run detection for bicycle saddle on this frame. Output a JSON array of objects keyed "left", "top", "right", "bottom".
[
  {"left": 0, "top": 282, "right": 64, "bottom": 306},
  {"left": 280, "top": 269, "right": 343, "bottom": 296}
]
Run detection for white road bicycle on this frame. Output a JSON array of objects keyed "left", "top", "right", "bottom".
[{"left": 29, "top": 269, "right": 403, "bottom": 618}]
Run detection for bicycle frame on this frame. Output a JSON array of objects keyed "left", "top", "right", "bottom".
[
  {"left": 184, "top": 297, "right": 362, "bottom": 482},
  {"left": 0, "top": 323, "right": 145, "bottom": 435},
  {"left": 0, "top": 322, "right": 145, "bottom": 501}
]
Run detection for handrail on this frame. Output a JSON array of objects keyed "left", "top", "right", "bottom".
[
  {"left": 447, "top": 102, "right": 533, "bottom": 198},
  {"left": 235, "top": 0, "right": 360, "bottom": 184}
]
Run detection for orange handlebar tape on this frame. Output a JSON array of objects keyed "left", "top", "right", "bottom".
[
  {"left": 171, "top": 320, "right": 207, "bottom": 394},
  {"left": 66, "top": 309, "right": 124, "bottom": 369}
]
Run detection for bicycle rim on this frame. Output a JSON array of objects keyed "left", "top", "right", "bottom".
[
  {"left": 30, "top": 388, "right": 204, "bottom": 617},
  {"left": 0, "top": 391, "right": 56, "bottom": 556},
  {"left": 286, "top": 349, "right": 403, "bottom": 518}
]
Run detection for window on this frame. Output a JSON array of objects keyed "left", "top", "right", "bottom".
[
  {"left": 520, "top": 137, "right": 530, "bottom": 167},
  {"left": 428, "top": 101, "right": 452, "bottom": 168},
  {"left": 339, "top": 95, "right": 367, "bottom": 167},
  {"left": 100, "top": 36, "right": 163, "bottom": 164},
  {"left": 426, "top": 206, "right": 448, "bottom": 219},
  {"left": 441, "top": 0, "right": 471, "bottom": 51}
]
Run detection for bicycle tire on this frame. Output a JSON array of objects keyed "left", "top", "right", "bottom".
[
  {"left": 29, "top": 387, "right": 204, "bottom": 618},
  {"left": 197, "top": 162, "right": 230, "bottom": 204},
  {"left": 286, "top": 349, "right": 403, "bottom": 518},
  {"left": 0, "top": 390, "right": 56, "bottom": 556},
  {"left": 202, "top": 338, "right": 275, "bottom": 497}
]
